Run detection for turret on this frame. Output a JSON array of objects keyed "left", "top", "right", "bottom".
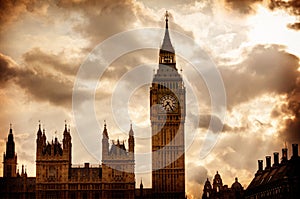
[
  {"left": 6, "top": 124, "right": 15, "bottom": 159},
  {"left": 3, "top": 124, "right": 17, "bottom": 177},
  {"left": 21, "top": 164, "right": 27, "bottom": 178},
  {"left": 140, "top": 179, "right": 144, "bottom": 198},
  {"left": 42, "top": 128, "right": 46, "bottom": 143},
  {"left": 128, "top": 123, "right": 134, "bottom": 153},
  {"left": 102, "top": 122, "right": 109, "bottom": 158},
  {"left": 212, "top": 171, "right": 223, "bottom": 192},
  {"left": 202, "top": 178, "right": 212, "bottom": 199},
  {"left": 36, "top": 122, "right": 44, "bottom": 157},
  {"left": 63, "top": 122, "right": 72, "bottom": 150},
  {"left": 37, "top": 121, "right": 42, "bottom": 139}
]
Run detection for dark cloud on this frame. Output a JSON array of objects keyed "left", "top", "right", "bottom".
[
  {"left": 140, "top": 0, "right": 196, "bottom": 9},
  {"left": 199, "top": 114, "right": 215, "bottom": 130},
  {"left": 0, "top": 0, "right": 29, "bottom": 29},
  {"left": 198, "top": 114, "right": 246, "bottom": 133},
  {"left": 197, "top": 45, "right": 299, "bottom": 140},
  {"left": 269, "top": 0, "right": 300, "bottom": 30},
  {"left": 55, "top": 0, "right": 143, "bottom": 47},
  {"left": 0, "top": 52, "right": 74, "bottom": 107},
  {"left": 211, "top": 133, "right": 280, "bottom": 172},
  {"left": 199, "top": 114, "right": 224, "bottom": 133},
  {"left": 221, "top": 45, "right": 299, "bottom": 109},
  {"left": 222, "top": 123, "right": 247, "bottom": 133},
  {"left": 23, "top": 48, "right": 78, "bottom": 76},
  {"left": 0, "top": 0, "right": 48, "bottom": 32},
  {"left": 287, "top": 22, "right": 300, "bottom": 30},
  {"left": 224, "top": 0, "right": 300, "bottom": 30},
  {"left": 218, "top": 44, "right": 300, "bottom": 143},
  {"left": 224, "top": 0, "right": 262, "bottom": 14},
  {"left": 16, "top": 68, "right": 73, "bottom": 107},
  {"left": 57, "top": 0, "right": 194, "bottom": 49},
  {"left": 187, "top": 163, "right": 209, "bottom": 184},
  {"left": 0, "top": 54, "right": 17, "bottom": 86},
  {"left": 279, "top": 79, "right": 300, "bottom": 144}
]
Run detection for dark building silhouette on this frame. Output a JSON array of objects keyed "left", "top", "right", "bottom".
[
  {"left": 245, "top": 143, "right": 300, "bottom": 199},
  {"left": 0, "top": 11, "right": 189, "bottom": 199},
  {"left": 202, "top": 171, "right": 244, "bottom": 199},
  {"left": 150, "top": 11, "right": 186, "bottom": 199},
  {"left": 0, "top": 126, "right": 36, "bottom": 199},
  {"left": 36, "top": 122, "right": 135, "bottom": 199},
  {"left": 3, "top": 125, "right": 17, "bottom": 178},
  {"left": 1, "top": 122, "right": 135, "bottom": 199},
  {"left": 101, "top": 123, "right": 135, "bottom": 198}
]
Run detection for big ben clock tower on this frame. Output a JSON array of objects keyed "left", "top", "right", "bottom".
[{"left": 150, "top": 11, "right": 186, "bottom": 198}]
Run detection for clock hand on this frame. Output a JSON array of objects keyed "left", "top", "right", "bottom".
[{"left": 165, "top": 104, "right": 173, "bottom": 111}]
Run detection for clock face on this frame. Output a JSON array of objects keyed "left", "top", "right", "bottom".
[{"left": 160, "top": 95, "right": 178, "bottom": 112}]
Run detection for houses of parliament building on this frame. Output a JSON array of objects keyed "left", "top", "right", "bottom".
[
  {"left": 1, "top": 11, "right": 300, "bottom": 199},
  {"left": 0, "top": 12, "right": 186, "bottom": 199}
]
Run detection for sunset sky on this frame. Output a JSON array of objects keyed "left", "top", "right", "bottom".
[{"left": 0, "top": 0, "right": 299, "bottom": 198}]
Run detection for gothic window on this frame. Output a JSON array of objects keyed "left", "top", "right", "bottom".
[{"left": 48, "top": 166, "right": 56, "bottom": 181}]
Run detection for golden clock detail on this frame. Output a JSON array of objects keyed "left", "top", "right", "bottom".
[{"left": 160, "top": 94, "right": 178, "bottom": 112}]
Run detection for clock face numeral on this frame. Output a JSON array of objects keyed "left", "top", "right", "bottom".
[{"left": 160, "top": 95, "right": 178, "bottom": 112}]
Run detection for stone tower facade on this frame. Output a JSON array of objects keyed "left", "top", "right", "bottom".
[
  {"left": 101, "top": 123, "right": 135, "bottom": 198},
  {"left": 3, "top": 125, "right": 17, "bottom": 178},
  {"left": 150, "top": 11, "right": 186, "bottom": 198},
  {"left": 35, "top": 123, "right": 72, "bottom": 199}
]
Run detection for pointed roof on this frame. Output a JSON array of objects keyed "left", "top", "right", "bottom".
[
  {"left": 7, "top": 123, "right": 14, "bottom": 143},
  {"left": 63, "top": 120, "right": 68, "bottom": 135},
  {"left": 103, "top": 121, "right": 109, "bottom": 138},
  {"left": 213, "top": 171, "right": 223, "bottom": 185},
  {"left": 9, "top": 123, "right": 13, "bottom": 134},
  {"left": 37, "top": 121, "right": 42, "bottom": 137},
  {"left": 161, "top": 11, "right": 175, "bottom": 53},
  {"left": 129, "top": 123, "right": 134, "bottom": 136},
  {"left": 204, "top": 178, "right": 212, "bottom": 189},
  {"left": 6, "top": 124, "right": 15, "bottom": 159},
  {"left": 140, "top": 178, "right": 143, "bottom": 188}
]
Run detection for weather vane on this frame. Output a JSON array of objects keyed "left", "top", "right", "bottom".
[{"left": 165, "top": 10, "right": 169, "bottom": 21}]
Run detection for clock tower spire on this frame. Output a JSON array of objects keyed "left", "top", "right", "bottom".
[
  {"left": 160, "top": 11, "right": 176, "bottom": 69},
  {"left": 150, "top": 11, "right": 186, "bottom": 199}
]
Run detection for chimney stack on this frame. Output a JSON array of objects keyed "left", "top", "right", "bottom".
[
  {"left": 256, "top": 160, "right": 263, "bottom": 175},
  {"left": 273, "top": 152, "right": 279, "bottom": 167},
  {"left": 292, "top": 144, "right": 298, "bottom": 159},
  {"left": 265, "top": 156, "right": 271, "bottom": 170},
  {"left": 84, "top": 162, "right": 89, "bottom": 168},
  {"left": 281, "top": 147, "right": 288, "bottom": 164}
]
